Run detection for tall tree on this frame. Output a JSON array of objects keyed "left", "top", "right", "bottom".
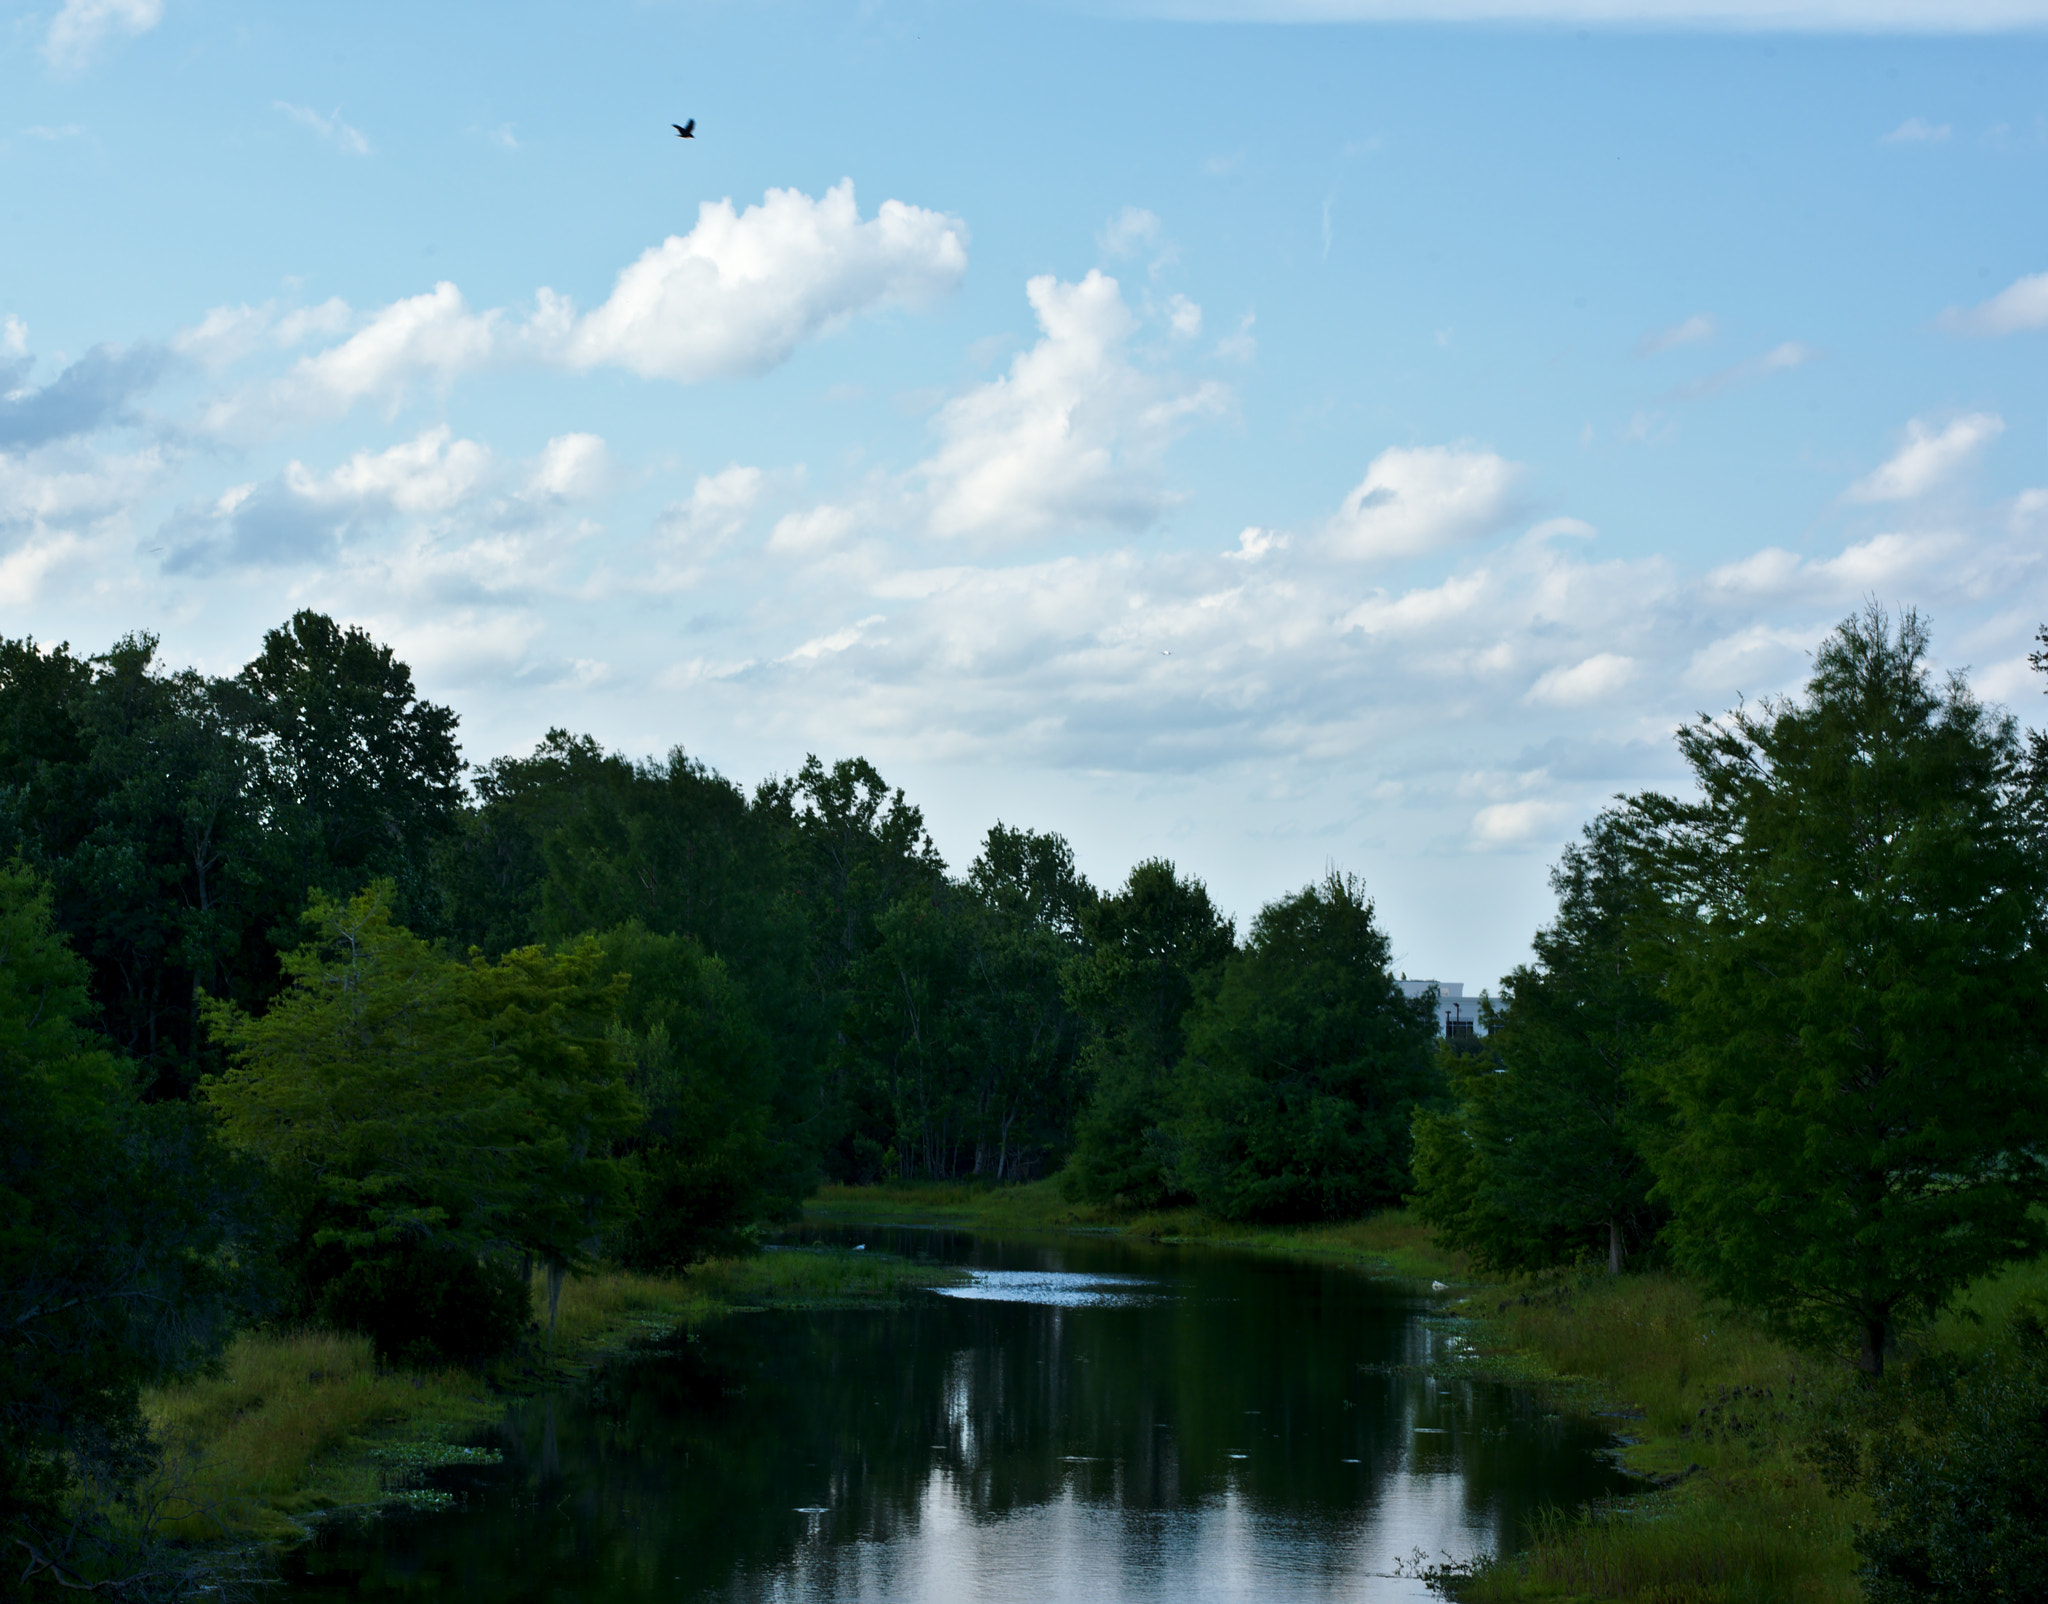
[
  {"left": 1631, "top": 607, "right": 2048, "bottom": 1376},
  {"left": 1061, "top": 859, "right": 1234, "bottom": 1208},
  {"left": 1173, "top": 872, "right": 1438, "bottom": 1222},
  {"left": 1410, "top": 813, "right": 1666, "bottom": 1274},
  {"left": 0, "top": 866, "right": 253, "bottom": 1582},
  {"left": 224, "top": 610, "right": 462, "bottom": 929},
  {"left": 203, "top": 884, "right": 640, "bottom": 1360}
]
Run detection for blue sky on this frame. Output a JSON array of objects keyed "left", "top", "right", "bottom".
[{"left": 6, "top": 0, "right": 2048, "bottom": 986}]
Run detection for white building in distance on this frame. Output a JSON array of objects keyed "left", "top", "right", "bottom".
[{"left": 1398, "top": 979, "right": 1489, "bottom": 1039}]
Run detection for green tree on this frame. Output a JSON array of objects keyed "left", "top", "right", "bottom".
[
  {"left": 222, "top": 611, "right": 462, "bottom": 929},
  {"left": 1173, "top": 872, "right": 1438, "bottom": 1222},
  {"left": 0, "top": 865, "right": 252, "bottom": 1584},
  {"left": 594, "top": 922, "right": 779, "bottom": 1268},
  {"left": 202, "top": 884, "right": 641, "bottom": 1360},
  {"left": 1061, "top": 859, "right": 1234, "bottom": 1208},
  {"left": 1410, "top": 814, "right": 1666, "bottom": 1274},
  {"left": 1631, "top": 607, "right": 2048, "bottom": 1376}
]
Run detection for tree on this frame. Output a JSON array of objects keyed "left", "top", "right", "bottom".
[
  {"left": 1410, "top": 814, "right": 1666, "bottom": 1274},
  {"left": 1631, "top": 607, "right": 2048, "bottom": 1376},
  {"left": 0, "top": 865, "right": 252, "bottom": 1584},
  {"left": 223, "top": 611, "right": 462, "bottom": 929},
  {"left": 1173, "top": 872, "right": 1438, "bottom": 1222},
  {"left": 1061, "top": 859, "right": 1234, "bottom": 1208},
  {"left": 595, "top": 923, "right": 780, "bottom": 1268},
  {"left": 202, "top": 884, "right": 641, "bottom": 1361}
]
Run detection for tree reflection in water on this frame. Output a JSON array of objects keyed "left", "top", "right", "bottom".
[{"left": 286, "top": 1228, "right": 1631, "bottom": 1602}]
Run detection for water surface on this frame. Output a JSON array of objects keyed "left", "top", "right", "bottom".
[{"left": 287, "top": 1226, "right": 1631, "bottom": 1601}]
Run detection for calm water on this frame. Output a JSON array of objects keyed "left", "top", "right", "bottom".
[{"left": 285, "top": 1226, "right": 1633, "bottom": 1602}]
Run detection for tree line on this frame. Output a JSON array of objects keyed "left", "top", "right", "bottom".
[
  {"left": 7, "top": 602, "right": 2048, "bottom": 1596},
  {"left": 0, "top": 608, "right": 1442, "bottom": 1593}
]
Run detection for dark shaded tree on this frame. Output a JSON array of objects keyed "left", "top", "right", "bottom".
[
  {"left": 1173, "top": 872, "right": 1438, "bottom": 1222},
  {"left": 1410, "top": 813, "right": 1666, "bottom": 1274},
  {"left": 1061, "top": 859, "right": 1234, "bottom": 1208},
  {"left": 1631, "top": 607, "right": 2048, "bottom": 1376}
]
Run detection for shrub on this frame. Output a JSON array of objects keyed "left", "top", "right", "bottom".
[{"left": 315, "top": 1238, "right": 530, "bottom": 1368}]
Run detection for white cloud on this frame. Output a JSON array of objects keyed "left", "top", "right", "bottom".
[
  {"left": 1326, "top": 444, "right": 1521, "bottom": 560},
  {"left": 656, "top": 464, "right": 766, "bottom": 555},
  {"left": 917, "top": 269, "right": 1228, "bottom": 542},
  {"left": 1637, "top": 312, "right": 1714, "bottom": 355},
  {"left": 528, "top": 433, "right": 610, "bottom": 501},
  {"left": 238, "top": 283, "right": 500, "bottom": 423},
  {"left": 1941, "top": 271, "right": 2048, "bottom": 335},
  {"left": 1164, "top": 293, "right": 1203, "bottom": 338},
  {"left": 1469, "top": 799, "right": 1576, "bottom": 851},
  {"left": 43, "top": 0, "right": 160, "bottom": 72},
  {"left": 1846, "top": 412, "right": 2003, "bottom": 502},
  {"left": 1100, "top": 207, "right": 1164, "bottom": 258},
  {"left": 1663, "top": 339, "right": 1817, "bottom": 400},
  {"left": 1882, "top": 115, "right": 1952, "bottom": 142},
  {"left": 562, "top": 180, "right": 967, "bottom": 382},
  {"left": 2, "top": 316, "right": 25, "bottom": 359},
  {"left": 274, "top": 102, "right": 372, "bottom": 157},
  {"left": 1525, "top": 651, "right": 1636, "bottom": 706},
  {"left": 173, "top": 298, "right": 351, "bottom": 368},
  {"left": 289, "top": 426, "right": 493, "bottom": 514}
]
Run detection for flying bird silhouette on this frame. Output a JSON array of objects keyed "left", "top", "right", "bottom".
[{"left": 672, "top": 120, "right": 695, "bottom": 139}]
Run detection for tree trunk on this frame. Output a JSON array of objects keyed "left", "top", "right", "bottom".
[
  {"left": 1857, "top": 1316, "right": 1887, "bottom": 1379},
  {"left": 546, "top": 1259, "right": 566, "bottom": 1350},
  {"left": 1606, "top": 1219, "right": 1624, "bottom": 1276}
]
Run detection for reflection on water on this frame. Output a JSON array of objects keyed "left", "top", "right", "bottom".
[{"left": 285, "top": 1226, "right": 1633, "bottom": 1602}]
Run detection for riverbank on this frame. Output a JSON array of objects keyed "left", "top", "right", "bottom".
[
  {"left": 811, "top": 1179, "right": 2048, "bottom": 1604},
  {"left": 141, "top": 1246, "right": 965, "bottom": 1544},
  {"left": 806, "top": 1178, "right": 1466, "bottom": 1282}
]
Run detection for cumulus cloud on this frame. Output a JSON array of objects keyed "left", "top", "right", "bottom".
[
  {"left": 915, "top": 269, "right": 1228, "bottom": 542},
  {"left": 274, "top": 102, "right": 372, "bottom": 156},
  {"left": 562, "top": 180, "right": 967, "bottom": 382},
  {"left": 1941, "top": 271, "right": 2048, "bottom": 335},
  {"left": 1325, "top": 445, "right": 1521, "bottom": 560},
  {"left": 43, "top": 0, "right": 160, "bottom": 72},
  {"left": 194, "top": 183, "right": 969, "bottom": 429},
  {"left": 1525, "top": 652, "right": 1636, "bottom": 706},
  {"left": 0, "top": 343, "right": 167, "bottom": 449},
  {"left": 1845, "top": 412, "right": 2003, "bottom": 502}
]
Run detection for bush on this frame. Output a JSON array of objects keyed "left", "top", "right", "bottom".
[
  {"left": 314, "top": 1239, "right": 530, "bottom": 1368},
  {"left": 1857, "top": 1309, "right": 2048, "bottom": 1603}
]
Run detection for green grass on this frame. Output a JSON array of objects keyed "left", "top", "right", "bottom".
[
  {"left": 142, "top": 1329, "right": 499, "bottom": 1541},
  {"left": 142, "top": 1245, "right": 963, "bottom": 1543}
]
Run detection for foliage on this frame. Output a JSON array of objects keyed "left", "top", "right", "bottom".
[
  {"left": 595, "top": 922, "right": 781, "bottom": 1268},
  {"left": 202, "top": 883, "right": 641, "bottom": 1361},
  {"left": 1172, "top": 872, "right": 1438, "bottom": 1222},
  {"left": 1061, "top": 858, "right": 1234, "bottom": 1208},
  {"left": 0, "top": 864, "right": 255, "bottom": 1588},
  {"left": 834, "top": 824, "right": 1089, "bottom": 1184},
  {"left": 1627, "top": 607, "right": 2048, "bottom": 1375},
  {"left": 1410, "top": 813, "right": 1666, "bottom": 1273},
  {"left": 1856, "top": 1308, "right": 2048, "bottom": 1603}
]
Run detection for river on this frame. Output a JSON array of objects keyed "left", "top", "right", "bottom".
[{"left": 284, "top": 1224, "right": 1633, "bottom": 1601}]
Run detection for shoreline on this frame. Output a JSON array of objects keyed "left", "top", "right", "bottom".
[{"left": 142, "top": 1246, "right": 967, "bottom": 1546}]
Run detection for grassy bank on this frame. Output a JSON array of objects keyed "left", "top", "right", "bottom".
[
  {"left": 807, "top": 1178, "right": 1465, "bottom": 1282},
  {"left": 141, "top": 1245, "right": 964, "bottom": 1543}
]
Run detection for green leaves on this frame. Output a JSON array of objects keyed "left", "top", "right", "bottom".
[
  {"left": 1172, "top": 872, "right": 1437, "bottom": 1223},
  {"left": 1632, "top": 607, "right": 2048, "bottom": 1373},
  {"left": 203, "top": 883, "right": 641, "bottom": 1274}
]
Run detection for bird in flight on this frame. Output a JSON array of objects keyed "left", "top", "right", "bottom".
[{"left": 672, "top": 119, "right": 695, "bottom": 139}]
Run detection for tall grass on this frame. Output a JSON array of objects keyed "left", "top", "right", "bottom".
[
  {"left": 142, "top": 1329, "right": 497, "bottom": 1541},
  {"left": 144, "top": 1245, "right": 961, "bottom": 1541}
]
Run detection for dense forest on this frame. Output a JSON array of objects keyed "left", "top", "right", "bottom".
[{"left": 5, "top": 603, "right": 2048, "bottom": 1597}]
